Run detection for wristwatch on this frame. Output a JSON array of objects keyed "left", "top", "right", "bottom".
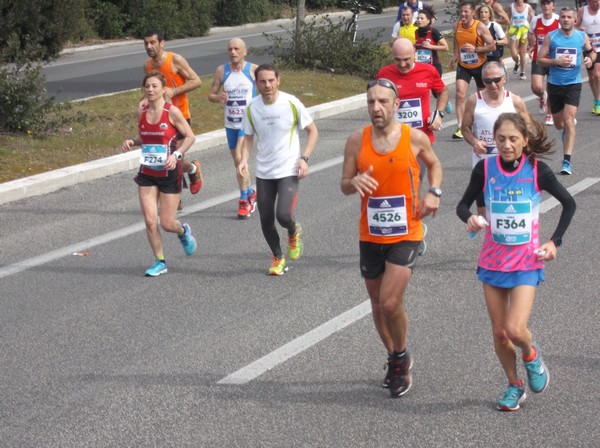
[
  {"left": 173, "top": 151, "right": 183, "bottom": 161},
  {"left": 428, "top": 187, "right": 442, "bottom": 198},
  {"left": 438, "top": 110, "right": 445, "bottom": 119}
]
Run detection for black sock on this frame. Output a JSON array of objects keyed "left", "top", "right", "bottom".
[{"left": 564, "top": 154, "right": 571, "bottom": 162}]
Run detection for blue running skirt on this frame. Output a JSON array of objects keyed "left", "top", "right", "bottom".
[{"left": 477, "top": 267, "right": 545, "bottom": 288}]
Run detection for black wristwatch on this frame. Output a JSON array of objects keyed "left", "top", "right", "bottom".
[
  {"left": 428, "top": 187, "right": 442, "bottom": 198},
  {"left": 300, "top": 156, "right": 309, "bottom": 163},
  {"left": 438, "top": 110, "right": 445, "bottom": 119}
]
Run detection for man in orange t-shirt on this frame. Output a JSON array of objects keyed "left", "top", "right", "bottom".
[
  {"left": 143, "top": 29, "right": 203, "bottom": 200},
  {"left": 340, "top": 78, "right": 442, "bottom": 398}
]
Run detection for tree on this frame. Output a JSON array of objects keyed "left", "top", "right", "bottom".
[{"left": 295, "top": 0, "right": 306, "bottom": 63}]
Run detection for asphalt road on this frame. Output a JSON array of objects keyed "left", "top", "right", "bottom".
[
  {"left": 2, "top": 70, "right": 600, "bottom": 446},
  {"left": 42, "top": 6, "right": 457, "bottom": 102}
]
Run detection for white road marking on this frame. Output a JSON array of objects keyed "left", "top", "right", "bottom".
[
  {"left": 217, "top": 301, "right": 372, "bottom": 385},
  {"left": 0, "top": 159, "right": 342, "bottom": 280}
]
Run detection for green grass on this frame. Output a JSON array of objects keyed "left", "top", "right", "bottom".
[{"left": 0, "top": 70, "right": 369, "bottom": 183}]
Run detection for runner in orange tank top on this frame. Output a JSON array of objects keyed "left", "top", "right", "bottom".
[
  {"left": 143, "top": 29, "right": 204, "bottom": 200},
  {"left": 449, "top": 1, "right": 496, "bottom": 140},
  {"left": 341, "top": 78, "right": 443, "bottom": 398}
]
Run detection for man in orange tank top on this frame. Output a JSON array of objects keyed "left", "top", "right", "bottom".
[
  {"left": 340, "top": 79, "right": 443, "bottom": 398},
  {"left": 143, "top": 30, "right": 204, "bottom": 202},
  {"left": 449, "top": 1, "right": 496, "bottom": 140}
]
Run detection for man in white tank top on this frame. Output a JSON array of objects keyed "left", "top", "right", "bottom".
[
  {"left": 577, "top": 0, "right": 600, "bottom": 114},
  {"left": 208, "top": 38, "right": 259, "bottom": 219},
  {"left": 461, "top": 62, "right": 531, "bottom": 212}
]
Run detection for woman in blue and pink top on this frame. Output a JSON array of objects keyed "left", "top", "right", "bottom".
[{"left": 456, "top": 112, "right": 576, "bottom": 412}]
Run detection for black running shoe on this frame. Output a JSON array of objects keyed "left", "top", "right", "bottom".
[
  {"left": 389, "top": 351, "right": 413, "bottom": 398},
  {"left": 382, "top": 355, "right": 392, "bottom": 388}
]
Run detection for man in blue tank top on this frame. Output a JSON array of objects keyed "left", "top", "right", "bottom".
[
  {"left": 537, "top": 7, "right": 596, "bottom": 175},
  {"left": 208, "top": 38, "right": 259, "bottom": 219}
]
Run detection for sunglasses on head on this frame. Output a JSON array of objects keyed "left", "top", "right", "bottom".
[
  {"left": 367, "top": 78, "right": 398, "bottom": 97},
  {"left": 483, "top": 76, "right": 504, "bottom": 84}
]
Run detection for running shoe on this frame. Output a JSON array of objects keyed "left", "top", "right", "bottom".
[
  {"left": 593, "top": 104, "right": 600, "bottom": 115},
  {"left": 539, "top": 92, "right": 547, "bottom": 115},
  {"left": 248, "top": 189, "right": 257, "bottom": 214},
  {"left": 452, "top": 128, "right": 463, "bottom": 140},
  {"left": 288, "top": 223, "right": 304, "bottom": 260},
  {"left": 445, "top": 102, "right": 453, "bottom": 114},
  {"left": 544, "top": 114, "right": 554, "bottom": 126},
  {"left": 179, "top": 223, "right": 197, "bottom": 256},
  {"left": 560, "top": 159, "right": 572, "bottom": 175},
  {"left": 145, "top": 259, "right": 167, "bottom": 277},
  {"left": 389, "top": 351, "right": 413, "bottom": 398},
  {"left": 237, "top": 199, "right": 251, "bottom": 219},
  {"left": 189, "top": 160, "right": 203, "bottom": 194},
  {"left": 524, "top": 343, "right": 550, "bottom": 393},
  {"left": 519, "top": 72, "right": 527, "bottom": 80},
  {"left": 268, "top": 257, "right": 288, "bottom": 276},
  {"left": 382, "top": 355, "right": 392, "bottom": 388},
  {"left": 497, "top": 382, "right": 526, "bottom": 411},
  {"left": 418, "top": 222, "right": 428, "bottom": 256}
]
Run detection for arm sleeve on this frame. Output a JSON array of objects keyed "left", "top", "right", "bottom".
[
  {"left": 456, "top": 161, "right": 485, "bottom": 223},
  {"left": 536, "top": 161, "right": 577, "bottom": 244},
  {"left": 431, "top": 28, "right": 443, "bottom": 42}
]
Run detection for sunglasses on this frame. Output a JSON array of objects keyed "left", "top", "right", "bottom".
[
  {"left": 367, "top": 78, "right": 398, "bottom": 97},
  {"left": 483, "top": 76, "right": 504, "bottom": 84}
]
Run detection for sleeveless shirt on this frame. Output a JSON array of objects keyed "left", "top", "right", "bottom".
[
  {"left": 357, "top": 124, "right": 423, "bottom": 244},
  {"left": 146, "top": 52, "right": 191, "bottom": 119}
]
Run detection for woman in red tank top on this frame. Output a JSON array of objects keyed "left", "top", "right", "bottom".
[{"left": 119, "top": 71, "right": 197, "bottom": 277}]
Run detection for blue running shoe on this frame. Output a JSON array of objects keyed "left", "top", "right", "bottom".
[
  {"left": 560, "top": 159, "right": 572, "bottom": 175},
  {"left": 497, "top": 382, "right": 526, "bottom": 411},
  {"left": 524, "top": 343, "right": 550, "bottom": 393},
  {"left": 145, "top": 259, "right": 167, "bottom": 277},
  {"left": 179, "top": 223, "right": 197, "bottom": 256},
  {"left": 445, "top": 102, "right": 453, "bottom": 114}
]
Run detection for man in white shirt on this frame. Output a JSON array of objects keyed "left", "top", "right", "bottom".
[{"left": 239, "top": 64, "right": 319, "bottom": 276}]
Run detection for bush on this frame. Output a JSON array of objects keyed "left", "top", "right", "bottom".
[
  {"left": 262, "top": 14, "right": 389, "bottom": 79},
  {"left": 212, "top": 0, "right": 274, "bottom": 26},
  {"left": 0, "top": 64, "right": 78, "bottom": 134},
  {"left": 87, "top": 0, "right": 128, "bottom": 39},
  {"left": 126, "top": 0, "right": 213, "bottom": 39}
]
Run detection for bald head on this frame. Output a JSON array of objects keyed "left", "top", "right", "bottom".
[
  {"left": 228, "top": 37, "right": 248, "bottom": 66},
  {"left": 392, "top": 38, "right": 415, "bottom": 73}
]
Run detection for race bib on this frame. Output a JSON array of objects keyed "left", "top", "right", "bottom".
[
  {"left": 555, "top": 46, "right": 577, "bottom": 68},
  {"left": 140, "top": 144, "right": 168, "bottom": 169},
  {"left": 460, "top": 48, "right": 478, "bottom": 65},
  {"left": 226, "top": 98, "right": 248, "bottom": 124},
  {"left": 489, "top": 200, "right": 532, "bottom": 245},
  {"left": 416, "top": 48, "right": 433, "bottom": 64},
  {"left": 396, "top": 98, "right": 424, "bottom": 128},
  {"left": 536, "top": 35, "right": 545, "bottom": 53},
  {"left": 589, "top": 32, "right": 600, "bottom": 52},
  {"left": 367, "top": 195, "right": 408, "bottom": 237}
]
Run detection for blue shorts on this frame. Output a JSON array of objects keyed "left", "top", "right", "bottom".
[
  {"left": 477, "top": 267, "right": 545, "bottom": 288},
  {"left": 226, "top": 127, "right": 245, "bottom": 150}
]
